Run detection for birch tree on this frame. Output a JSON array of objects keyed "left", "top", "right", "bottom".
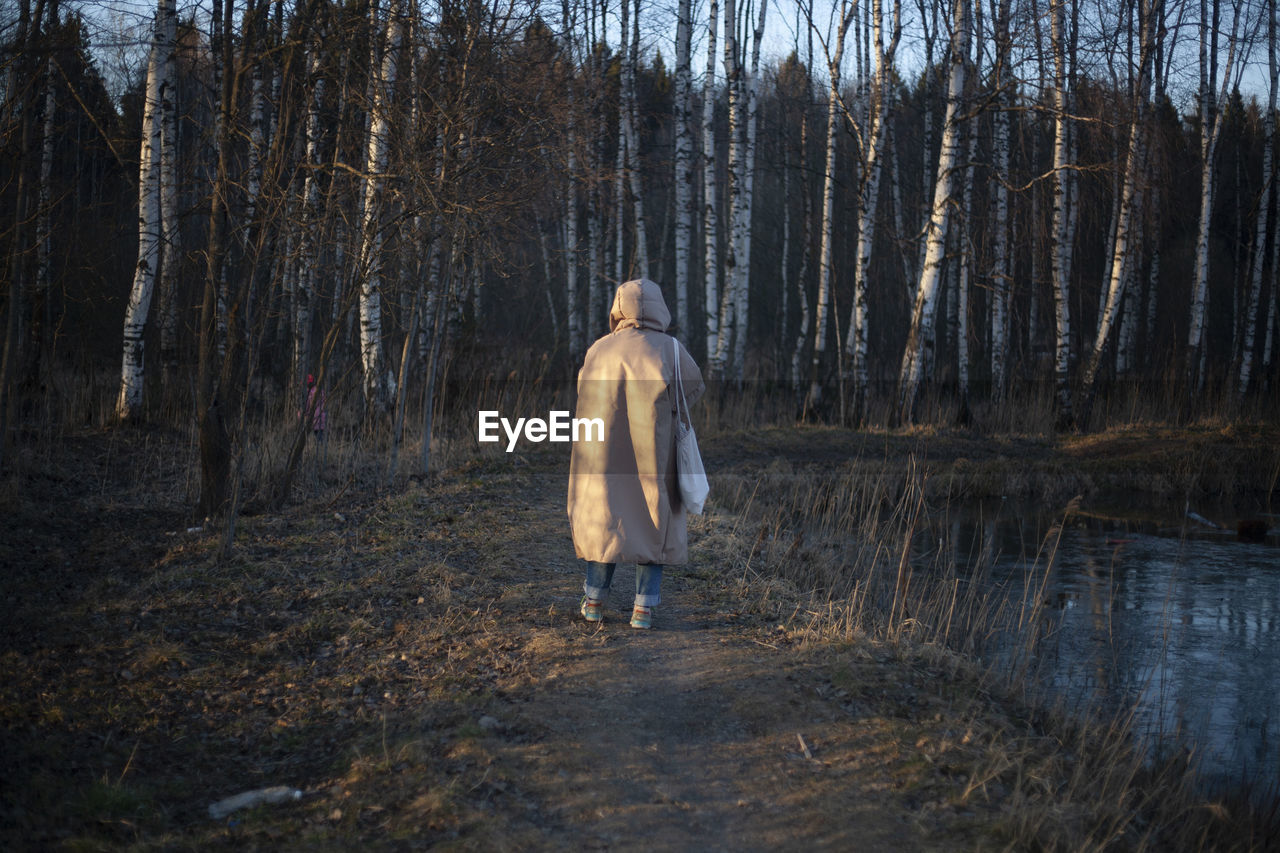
[
  {"left": 954, "top": 15, "right": 981, "bottom": 421},
  {"left": 804, "top": 0, "right": 855, "bottom": 414},
  {"left": 844, "top": 0, "right": 901, "bottom": 420},
  {"left": 711, "top": 0, "right": 740, "bottom": 376},
  {"left": 1079, "top": 0, "right": 1158, "bottom": 426},
  {"left": 295, "top": 29, "right": 325, "bottom": 394},
  {"left": 987, "top": 0, "right": 1013, "bottom": 402},
  {"left": 673, "top": 0, "right": 694, "bottom": 332},
  {"left": 703, "top": 0, "right": 721, "bottom": 363},
  {"left": 784, "top": 27, "right": 815, "bottom": 395},
  {"left": 905, "top": 0, "right": 941, "bottom": 293},
  {"left": 1239, "top": 0, "right": 1276, "bottom": 395},
  {"left": 624, "top": 0, "right": 649, "bottom": 277},
  {"left": 1048, "top": 0, "right": 1075, "bottom": 428},
  {"left": 726, "top": 0, "right": 768, "bottom": 381},
  {"left": 116, "top": 0, "right": 170, "bottom": 421},
  {"left": 898, "top": 0, "right": 969, "bottom": 423},
  {"left": 157, "top": 0, "right": 178, "bottom": 393},
  {"left": 1187, "top": 0, "right": 1246, "bottom": 391},
  {"left": 587, "top": 1, "right": 607, "bottom": 341},
  {"left": 196, "top": 0, "right": 235, "bottom": 518},
  {"left": 358, "top": 0, "right": 404, "bottom": 415}
]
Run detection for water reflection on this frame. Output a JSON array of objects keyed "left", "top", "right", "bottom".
[{"left": 946, "top": 500, "right": 1279, "bottom": 788}]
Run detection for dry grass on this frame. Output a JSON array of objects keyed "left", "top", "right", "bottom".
[{"left": 703, "top": 451, "right": 1278, "bottom": 851}]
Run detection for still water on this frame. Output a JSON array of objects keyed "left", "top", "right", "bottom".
[{"left": 946, "top": 500, "right": 1279, "bottom": 789}]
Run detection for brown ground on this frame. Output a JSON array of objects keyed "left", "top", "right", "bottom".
[{"left": 1, "top": 424, "right": 1274, "bottom": 850}]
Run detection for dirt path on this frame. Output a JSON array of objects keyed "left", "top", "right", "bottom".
[
  {"left": 496, "top": 600, "right": 941, "bottom": 850},
  {"left": 433, "top": 466, "right": 979, "bottom": 851}
]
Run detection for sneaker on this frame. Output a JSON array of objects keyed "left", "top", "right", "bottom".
[
  {"left": 580, "top": 595, "right": 604, "bottom": 623},
  {"left": 630, "top": 605, "right": 654, "bottom": 629}
]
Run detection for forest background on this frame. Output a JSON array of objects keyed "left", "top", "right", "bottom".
[{"left": 3, "top": 0, "right": 1280, "bottom": 518}]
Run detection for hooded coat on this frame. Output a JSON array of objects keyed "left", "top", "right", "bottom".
[{"left": 567, "top": 279, "right": 705, "bottom": 565}]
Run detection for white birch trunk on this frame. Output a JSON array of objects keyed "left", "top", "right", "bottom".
[
  {"left": 789, "top": 198, "right": 812, "bottom": 394},
  {"left": 358, "top": 1, "right": 402, "bottom": 413},
  {"left": 245, "top": 58, "right": 266, "bottom": 236},
  {"left": 296, "top": 43, "right": 324, "bottom": 392},
  {"left": 1117, "top": 155, "right": 1147, "bottom": 378},
  {"left": 157, "top": 0, "right": 179, "bottom": 383},
  {"left": 789, "top": 44, "right": 814, "bottom": 394},
  {"left": 898, "top": 0, "right": 968, "bottom": 422},
  {"left": 703, "top": 0, "right": 721, "bottom": 363},
  {"left": 1081, "top": 2, "right": 1155, "bottom": 416},
  {"left": 1188, "top": 0, "right": 1243, "bottom": 389},
  {"left": 729, "top": 0, "right": 769, "bottom": 382},
  {"left": 673, "top": 0, "right": 694, "bottom": 333},
  {"left": 988, "top": 0, "right": 1012, "bottom": 401},
  {"left": 1240, "top": 0, "right": 1276, "bottom": 395},
  {"left": 911, "top": 5, "right": 939, "bottom": 298},
  {"left": 116, "top": 6, "right": 166, "bottom": 421},
  {"left": 1081, "top": 119, "right": 1146, "bottom": 404},
  {"left": 1096, "top": 120, "right": 1123, "bottom": 343},
  {"left": 712, "top": 0, "right": 740, "bottom": 377},
  {"left": 625, "top": 0, "right": 649, "bottom": 277},
  {"left": 1049, "top": 0, "right": 1074, "bottom": 426},
  {"left": 805, "top": 5, "right": 854, "bottom": 412},
  {"left": 845, "top": 0, "right": 900, "bottom": 416}
]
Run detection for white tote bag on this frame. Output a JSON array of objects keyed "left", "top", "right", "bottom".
[{"left": 672, "top": 339, "right": 709, "bottom": 514}]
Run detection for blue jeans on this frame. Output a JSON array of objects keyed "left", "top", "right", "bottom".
[{"left": 583, "top": 561, "right": 663, "bottom": 607}]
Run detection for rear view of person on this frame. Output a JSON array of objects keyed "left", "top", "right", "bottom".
[{"left": 567, "top": 279, "right": 705, "bottom": 629}]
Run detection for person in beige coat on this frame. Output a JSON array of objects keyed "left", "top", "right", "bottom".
[{"left": 567, "top": 279, "right": 705, "bottom": 628}]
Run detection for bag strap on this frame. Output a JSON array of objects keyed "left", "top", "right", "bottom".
[{"left": 672, "top": 337, "right": 691, "bottom": 426}]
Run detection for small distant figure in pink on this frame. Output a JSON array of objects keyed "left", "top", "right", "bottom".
[{"left": 304, "top": 374, "right": 327, "bottom": 441}]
